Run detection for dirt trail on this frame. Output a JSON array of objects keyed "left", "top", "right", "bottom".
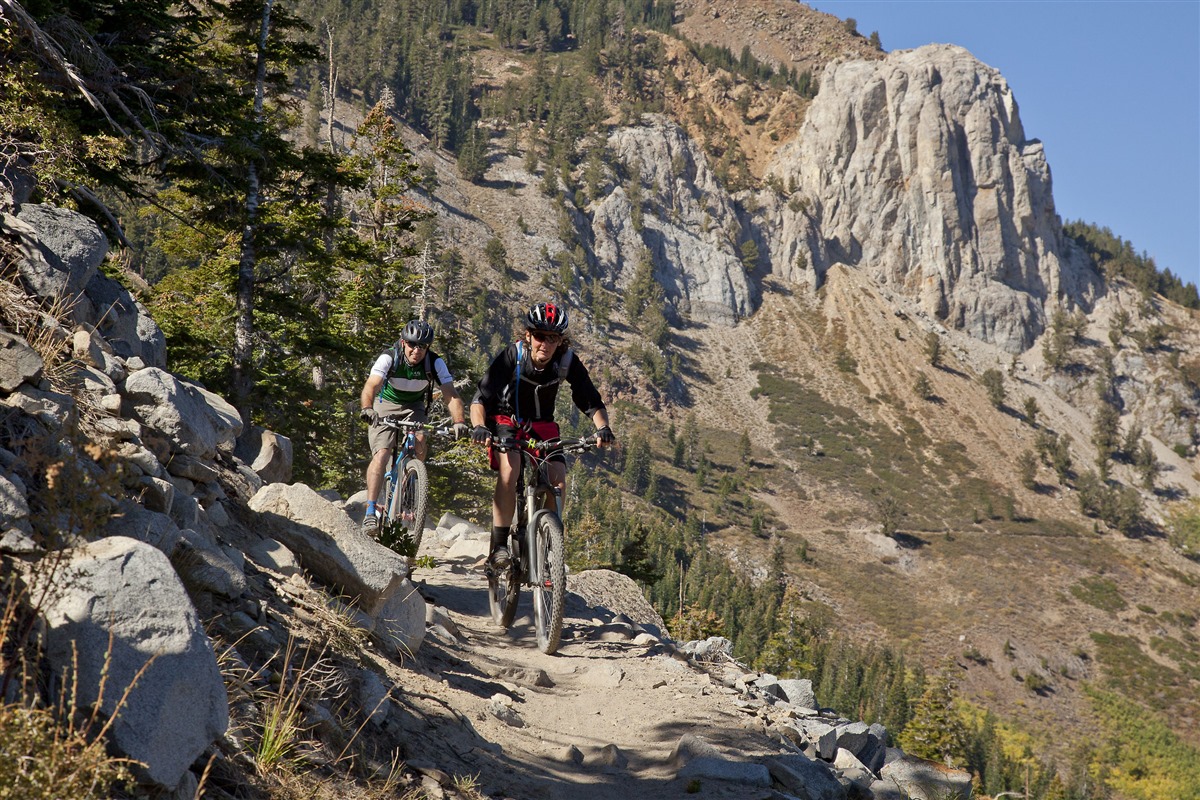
[{"left": 373, "top": 536, "right": 787, "bottom": 799}]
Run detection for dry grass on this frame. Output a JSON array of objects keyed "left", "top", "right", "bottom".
[
  {"left": 0, "top": 260, "right": 114, "bottom": 442},
  {"left": 0, "top": 580, "right": 141, "bottom": 799}
]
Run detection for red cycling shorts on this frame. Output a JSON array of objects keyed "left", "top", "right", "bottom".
[{"left": 487, "top": 415, "right": 560, "bottom": 470}]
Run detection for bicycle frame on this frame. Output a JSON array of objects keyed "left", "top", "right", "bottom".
[
  {"left": 488, "top": 432, "right": 596, "bottom": 654},
  {"left": 375, "top": 417, "right": 451, "bottom": 556},
  {"left": 511, "top": 444, "right": 565, "bottom": 577}
]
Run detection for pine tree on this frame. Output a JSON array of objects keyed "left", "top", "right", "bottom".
[
  {"left": 913, "top": 372, "right": 934, "bottom": 400},
  {"left": 981, "top": 368, "right": 1006, "bottom": 408},
  {"left": 1023, "top": 396, "right": 1040, "bottom": 427},
  {"left": 897, "top": 668, "right": 970, "bottom": 767},
  {"left": 924, "top": 332, "right": 942, "bottom": 368}
]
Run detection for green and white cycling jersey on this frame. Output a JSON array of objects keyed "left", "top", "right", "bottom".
[{"left": 370, "top": 350, "right": 454, "bottom": 404}]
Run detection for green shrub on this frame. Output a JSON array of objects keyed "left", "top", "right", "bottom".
[
  {"left": 981, "top": 368, "right": 1005, "bottom": 408},
  {"left": 1070, "top": 576, "right": 1127, "bottom": 613},
  {"left": 1168, "top": 501, "right": 1200, "bottom": 561},
  {"left": 1024, "top": 671, "right": 1051, "bottom": 694}
]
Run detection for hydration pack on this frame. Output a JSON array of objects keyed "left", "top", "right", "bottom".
[
  {"left": 386, "top": 341, "right": 436, "bottom": 411},
  {"left": 514, "top": 341, "right": 573, "bottom": 420}
]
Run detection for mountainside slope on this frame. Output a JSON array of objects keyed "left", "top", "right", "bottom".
[
  {"left": 364, "top": 0, "right": 1200, "bottom": 764},
  {"left": 682, "top": 264, "right": 1200, "bottom": 754}
]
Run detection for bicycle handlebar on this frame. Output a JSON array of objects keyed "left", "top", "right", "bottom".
[
  {"left": 492, "top": 434, "right": 600, "bottom": 456},
  {"left": 377, "top": 416, "right": 455, "bottom": 437}
]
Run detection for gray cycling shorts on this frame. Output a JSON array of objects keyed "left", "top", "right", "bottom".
[{"left": 367, "top": 399, "right": 427, "bottom": 455}]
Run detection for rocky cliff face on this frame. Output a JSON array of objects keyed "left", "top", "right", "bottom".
[
  {"left": 763, "top": 44, "right": 1103, "bottom": 352},
  {"left": 592, "top": 115, "right": 757, "bottom": 324}
]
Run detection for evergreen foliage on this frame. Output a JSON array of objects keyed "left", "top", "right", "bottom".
[
  {"left": 1066, "top": 220, "right": 1199, "bottom": 308},
  {"left": 679, "top": 36, "right": 816, "bottom": 97},
  {"left": 924, "top": 332, "right": 942, "bottom": 368},
  {"left": 980, "top": 368, "right": 1005, "bottom": 408},
  {"left": 1087, "top": 688, "right": 1200, "bottom": 800},
  {"left": 897, "top": 668, "right": 970, "bottom": 766},
  {"left": 913, "top": 372, "right": 934, "bottom": 400}
]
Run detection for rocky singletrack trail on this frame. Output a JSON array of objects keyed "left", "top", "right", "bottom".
[{"left": 378, "top": 530, "right": 787, "bottom": 799}]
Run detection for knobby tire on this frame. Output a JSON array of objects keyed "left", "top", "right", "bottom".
[
  {"left": 532, "top": 511, "right": 566, "bottom": 654},
  {"left": 400, "top": 459, "right": 429, "bottom": 555},
  {"left": 488, "top": 557, "right": 519, "bottom": 628}
]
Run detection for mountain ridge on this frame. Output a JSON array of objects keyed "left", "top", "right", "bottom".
[{"left": 3, "top": 0, "right": 1200, "bottom": 795}]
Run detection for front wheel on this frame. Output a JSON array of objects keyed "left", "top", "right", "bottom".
[
  {"left": 398, "top": 459, "right": 429, "bottom": 555},
  {"left": 531, "top": 511, "right": 566, "bottom": 655}
]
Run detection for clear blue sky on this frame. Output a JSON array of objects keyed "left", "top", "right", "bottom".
[{"left": 812, "top": 0, "right": 1200, "bottom": 286}]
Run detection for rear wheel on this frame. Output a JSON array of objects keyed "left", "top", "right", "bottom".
[
  {"left": 532, "top": 512, "right": 566, "bottom": 654},
  {"left": 488, "top": 550, "right": 520, "bottom": 629}
]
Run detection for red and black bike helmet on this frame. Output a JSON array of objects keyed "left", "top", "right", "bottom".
[{"left": 526, "top": 302, "right": 568, "bottom": 334}]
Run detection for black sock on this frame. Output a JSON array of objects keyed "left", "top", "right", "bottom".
[{"left": 491, "top": 526, "right": 509, "bottom": 552}]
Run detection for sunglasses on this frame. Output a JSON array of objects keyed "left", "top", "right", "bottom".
[{"left": 529, "top": 331, "right": 561, "bottom": 344}]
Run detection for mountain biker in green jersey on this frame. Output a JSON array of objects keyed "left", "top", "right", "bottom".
[
  {"left": 359, "top": 320, "right": 469, "bottom": 532},
  {"left": 469, "top": 302, "right": 614, "bottom": 567}
]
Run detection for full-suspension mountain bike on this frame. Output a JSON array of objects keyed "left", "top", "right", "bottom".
[
  {"left": 375, "top": 417, "right": 452, "bottom": 558},
  {"left": 487, "top": 431, "right": 598, "bottom": 655}
]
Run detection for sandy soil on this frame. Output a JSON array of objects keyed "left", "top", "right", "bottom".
[{"left": 370, "top": 538, "right": 790, "bottom": 799}]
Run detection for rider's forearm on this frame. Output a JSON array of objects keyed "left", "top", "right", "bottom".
[
  {"left": 591, "top": 408, "right": 609, "bottom": 431},
  {"left": 470, "top": 401, "right": 486, "bottom": 428},
  {"left": 361, "top": 376, "right": 382, "bottom": 410},
  {"left": 447, "top": 395, "right": 466, "bottom": 425}
]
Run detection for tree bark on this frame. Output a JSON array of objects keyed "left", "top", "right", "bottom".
[{"left": 232, "top": 0, "right": 274, "bottom": 420}]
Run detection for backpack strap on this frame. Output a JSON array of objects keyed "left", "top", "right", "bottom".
[
  {"left": 385, "top": 341, "right": 436, "bottom": 411},
  {"left": 515, "top": 341, "right": 524, "bottom": 421},
  {"left": 557, "top": 347, "right": 572, "bottom": 381},
  {"left": 387, "top": 339, "right": 403, "bottom": 377},
  {"left": 423, "top": 351, "right": 435, "bottom": 411},
  {"left": 514, "top": 342, "right": 572, "bottom": 421}
]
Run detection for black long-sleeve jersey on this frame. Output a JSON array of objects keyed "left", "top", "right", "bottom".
[{"left": 472, "top": 342, "right": 605, "bottom": 423}]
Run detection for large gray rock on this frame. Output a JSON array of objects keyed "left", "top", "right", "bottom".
[
  {"left": 764, "top": 753, "right": 846, "bottom": 800},
  {"left": 769, "top": 44, "right": 1101, "bottom": 352},
  {"left": 8, "top": 204, "right": 107, "bottom": 300},
  {"left": 777, "top": 677, "right": 817, "bottom": 709},
  {"left": 4, "top": 383, "right": 74, "bottom": 427},
  {"left": 371, "top": 578, "right": 427, "bottom": 657},
  {"left": 568, "top": 568, "right": 666, "bottom": 634},
  {"left": 123, "top": 367, "right": 243, "bottom": 459},
  {"left": 0, "top": 473, "right": 31, "bottom": 534},
  {"left": 247, "top": 482, "right": 425, "bottom": 651},
  {"left": 0, "top": 157, "right": 35, "bottom": 208},
  {"left": 40, "top": 537, "right": 228, "bottom": 790},
  {"left": 78, "top": 272, "right": 167, "bottom": 368},
  {"left": 793, "top": 718, "right": 838, "bottom": 760},
  {"left": 173, "top": 527, "right": 247, "bottom": 599},
  {"left": 104, "top": 500, "right": 184, "bottom": 554},
  {"left": 880, "top": 753, "right": 973, "bottom": 800},
  {"left": 591, "top": 114, "right": 756, "bottom": 324},
  {"left": 235, "top": 425, "right": 294, "bottom": 484},
  {"left": 676, "top": 756, "right": 771, "bottom": 787}
]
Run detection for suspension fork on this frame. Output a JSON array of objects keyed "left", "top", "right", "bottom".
[{"left": 524, "top": 467, "right": 562, "bottom": 585}]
